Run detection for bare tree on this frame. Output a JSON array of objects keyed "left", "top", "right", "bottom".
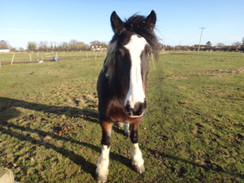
[
  {"left": 232, "top": 42, "right": 241, "bottom": 47},
  {"left": 242, "top": 37, "right": 244, "bottom": 52},
  {"left": 216, "top": 43, "right": 225, "bottom": 48},
  {"left": 0, "top": 40, "right": 9, "bottom": 49},
  {"left": 19, "top": 47, "right": 25, "bottom": 52},
  {"left": 38, "top": 41, "right": 49, "bottom": 52}
]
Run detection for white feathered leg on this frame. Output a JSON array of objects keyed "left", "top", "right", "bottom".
[
  {"left": 96, "top": 145, "right": 110, "bottom": 183},
  {"left": 131, "top": 143, "right": 145, "bottom": 173}
]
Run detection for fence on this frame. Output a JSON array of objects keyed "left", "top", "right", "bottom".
[{"left": 0, "top": 51, "right": 106, "bottom": 66}]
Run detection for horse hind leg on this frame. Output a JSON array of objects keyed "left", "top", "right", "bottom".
[
  {"left": 115, "top": 122, "right": 130, "bottom": 137},
  {"left": 96, "top": 121, "right": 113, "bottom": 183},
  {"left": 124, "top": 123, "right": 130, "bottom": 137},
  {"left": 130, "top": 123, "right": 145, "bottom": 173},
  {"left": 115, "top": 122, "right": 124, "bottom": 128}
]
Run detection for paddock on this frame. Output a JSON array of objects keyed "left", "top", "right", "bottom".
[{"left": 0, "top": 51, "right": 243, "bottom": 182}]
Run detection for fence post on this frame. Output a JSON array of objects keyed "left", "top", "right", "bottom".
[
  {"left": 29, "top": 53, "right": 32, "bottom": 62},
  {"left": 11, "top": 54, "right": 15, "bottom": 66}
]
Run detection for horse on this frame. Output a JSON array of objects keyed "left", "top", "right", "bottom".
[{"left": 96, "top": 10, "right": 159, "bottom": 182}]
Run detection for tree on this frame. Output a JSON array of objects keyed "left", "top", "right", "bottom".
[
  {"left": 19, "top": 47, "right": 25, "bottom": 52},
  {"left": 69, "top": 39, "right": 89, "bottom": 51},
  {"left": 27, "top": 42, "right": 37, "bottom": 51},
  {"left": 90, "top": 41, "right": 108, "bottom": 48},
  {"left": 206, "top": 41, "right": 212, "bottom": 47},
  {"left": 38, "top": 41, "right": 48, "bottom": 52},
  {"left": 232, "top": 42, "right": 241, "bottom": 47},
  {"left": 242, "top": 37, "right": 244, "bottom": 52},
  {"left": 0, "top": 40, "right": 9, "bottom": 49},
  {"left": 216, "top": 43, "right": 225, "bottom": 48},
  {"left": 69, "top": 39, "right": 79, "bottom": 51},
  {"left": 76, "top": 42, "right": 90, "bottom": 51},
  {"left": 10, "top": 47, "right": 17, "bottom": 52}
]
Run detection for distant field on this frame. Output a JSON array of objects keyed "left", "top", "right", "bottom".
[{"left": 0, "top": 52, "right": 243, "bottom": 182}]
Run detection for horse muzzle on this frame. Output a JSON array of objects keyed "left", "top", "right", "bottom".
[{"left": 125, "top": 100, "right": 147, "bottom": 118}]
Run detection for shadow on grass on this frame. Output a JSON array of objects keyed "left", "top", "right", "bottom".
[
  {"left": 0, "top": 97, "right": 130, "bottom": 180},
  {"left": 147, "top": 148, "right": 244, "bottom": 179},
  {"left": 0, "top": 97, "right": 99, "bottom": 123}
]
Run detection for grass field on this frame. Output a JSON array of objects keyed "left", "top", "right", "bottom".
[{"left": 0, "top": 51, "right": 243, "bottom": 182}]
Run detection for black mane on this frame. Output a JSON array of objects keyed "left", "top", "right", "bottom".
[
  {"left": 125, "top": 15, "right": 159, "bottom": 50},
  {"left": 111, "top": 13, "right": 159, "bottom": 52}
]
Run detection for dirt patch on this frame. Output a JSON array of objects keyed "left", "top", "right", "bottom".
[{"left": 52, "top": 124, "right": 76, "bottom": 134}]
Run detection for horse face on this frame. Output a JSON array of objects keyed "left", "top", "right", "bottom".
[
  {"left": 124, "top": 34, "right": 150, "bottom": 117},
  {"left": 115, "top": 33, "right": 151, "bottom": 117}
]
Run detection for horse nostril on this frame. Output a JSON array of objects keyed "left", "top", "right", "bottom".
[
  {"left": 125, "top": 103, "right": 131, "bottom": 112},
  {"left": 133, "top": 102, "right": 146, "bottom": 116},
  {"left": 125, "top": 101, "right": 147, "bottom": 116}
]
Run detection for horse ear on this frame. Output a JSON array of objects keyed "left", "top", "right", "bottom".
[
  {"left": 111, "top": 11, "right": 124, "bottom": 35},
  {"left": 146, "top": 10, "right": 156, "bottom": 30}
]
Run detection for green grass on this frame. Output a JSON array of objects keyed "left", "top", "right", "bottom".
[{"left": 0, "top": 51, "right": 243, "bottom": 182}]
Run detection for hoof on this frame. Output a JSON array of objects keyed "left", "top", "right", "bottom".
[
  {"left": 134, "top": 164, "right": 145, "bottom": 174},
  {"left": 96, "top": 174, "right": 107, "bottom": 183}
]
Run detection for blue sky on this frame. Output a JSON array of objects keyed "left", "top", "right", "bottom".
[{"left": 1, "top": 0, "right": 244, "bottom": 49}]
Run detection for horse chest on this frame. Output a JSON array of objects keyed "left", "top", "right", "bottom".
[{"left": 106, "top": 101, "right": 140, "bottom": 123}]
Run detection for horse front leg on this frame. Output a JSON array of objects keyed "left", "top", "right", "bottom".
[
  {"left": 130, "top": 122, "right": 145, "bottom": 173},
  {"left": 96, "top": 121, "right": 113, "bottom": 183}
]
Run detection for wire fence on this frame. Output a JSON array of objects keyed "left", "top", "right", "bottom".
[{"left": 0, "top": 51, "right": 106, "bottom": 66}]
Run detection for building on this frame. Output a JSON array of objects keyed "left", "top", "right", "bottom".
[{"left": 0, "top": 48, "right": 10, "bottom": 53}]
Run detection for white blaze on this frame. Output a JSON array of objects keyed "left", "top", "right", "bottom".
[{"left": 124, "top": 35, "right": 147, "bottom": 108}]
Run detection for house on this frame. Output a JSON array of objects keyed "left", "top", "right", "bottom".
[
  {"left": 90, "top": 46, "right": 107, "bottom": 51},
  {"left": 0, "top": 48, "right": 10, "bottom": 53}
]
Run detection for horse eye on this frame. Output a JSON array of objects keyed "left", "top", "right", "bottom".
[{"left": 145, "top": 46, "right": 152, "bottom": 57}]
